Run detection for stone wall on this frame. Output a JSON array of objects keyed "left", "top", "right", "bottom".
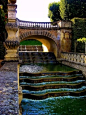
[
  {"left": 62, "top": 60, "right": 86, "bottom": 78},
  {"left": 0, "top": 62, "right": 19, "bottom": 114},
  {"left": 61, "top": 52, "right": 86, "bottom": 77}
]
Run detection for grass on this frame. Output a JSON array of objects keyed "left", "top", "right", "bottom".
[
  {"left": 51, "top": 98, "right": 86, "bottom": 115},
  {"left": 21, "top": 97, "right": 86, "bottom": 115},
  {"left": 20, "top": 40, "right": 42, "bottom": 45}
]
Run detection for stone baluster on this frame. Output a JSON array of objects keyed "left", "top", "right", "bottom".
[
  {"left": 46, "top": 22, "right": 47, "bottom": 28},
  {"left": 17, "top": 20, "right": 59, "bottom": 30},
  {"left": 49, "top": 23, "right": 51, "bottom": 28},
  {"left": 27, "top": 22, "right": 29, "bottom": 27},
  {"left": 47, "top": 23, "right": 48, "bottom": 28},
  {"left": 24, "top": 21, "right": 26, "bottom": 27},
  {"left": 40, "top": 22, "right": 41, "bottom": 28},
  {"left": 33, "top": 22, "right": 34, "bottom": 27},
  {"left": 38, "top": 23, "right": 41, "bottom": 28},
  {"left": 26, "top": 21, "right": 28, "bottom": 27},
  {"left": 62, "top": 52, "right": 86, "bottom": 65},
  {"left": 31, "top": 23, "right": 33, "bottom": 28},
  {"left": 29, "top": 22, "right": 31, "bottom": 27}
]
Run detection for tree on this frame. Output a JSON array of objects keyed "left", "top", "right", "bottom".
[
  {"left": 48, "top": 0, "right": 86, "bottom": 22},
  {"left": 0, "top": 5, "right": 7, "bottom": 41},
  {"left": 0, "top": 0, "right": 8, "bottom": 37},
  {"left": 0, "top": 0, "right": 8, "bottom": 13},
  {"left": 48, "top": 2, "right": 61, "bottom": 22},
  {"left": 67, "top": 0, "right": 86, "bottom": 19},
  {"left": 0, "top": 0, "right": 8, "bottom": 59},
  {"left": 60, "top": 0, "right": 68, "bottom": 20},
  {"left": 71, "top": 18, "right": 86, "bottom": 52}
]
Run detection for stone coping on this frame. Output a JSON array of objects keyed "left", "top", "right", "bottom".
[{"left": 61, "top": 60, "right": 86, "bottom": 78}]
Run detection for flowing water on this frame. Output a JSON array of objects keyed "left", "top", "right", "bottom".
[
  {"left": 19, "top": 61, "right": 86, "bottom": 115},
  {"left": 20, "top": 63, "right": 77, "bottom": 73}
]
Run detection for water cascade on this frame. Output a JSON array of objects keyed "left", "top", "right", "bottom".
[{"left": 19, "top": 52, "right": 86, "bottom": 115}]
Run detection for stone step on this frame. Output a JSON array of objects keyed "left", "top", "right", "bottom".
[
  {"left": 20, "top": 76, "right": 85, "bottom": 83},
  {"left": 20, "top": 82, "right": 85, "bottom": 91},
  {"left": 19, "top": 70, "right": 82, "bottom": 77},
  {"left": 22, "top": 89, "right": 86, "bottom": 100},
  {"left": 22, "top": 86, "right": 86, "bottom": 95}
]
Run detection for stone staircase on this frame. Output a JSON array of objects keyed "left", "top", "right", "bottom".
[{"left": 19, "top": 70, "right": 86, "bottom": 100}]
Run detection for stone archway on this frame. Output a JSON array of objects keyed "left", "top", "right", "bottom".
[
  {"left": 19, "top": 30, "right": 57, "bottom": 44},
  {"left": 19, "top": 31, "right": 58, "bottom": 57}
]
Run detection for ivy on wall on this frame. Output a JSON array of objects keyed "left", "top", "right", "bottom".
[{"left": 71, "top": 18, "right": 86, "bottom": 53}]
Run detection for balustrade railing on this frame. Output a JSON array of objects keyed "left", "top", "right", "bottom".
[
  {"left": 16, "top": 18, "right": 59, "bottom": 29},
  {"left": 61, "top": 52, "right": 86, "bottom": 65}
]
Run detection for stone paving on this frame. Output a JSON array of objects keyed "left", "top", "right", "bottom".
[{"left": 0, "top": 62, "right": 19, "bottom": 115}]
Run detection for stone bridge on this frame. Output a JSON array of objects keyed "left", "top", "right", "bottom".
[{"left": 4, "top": 1, "right": 72, "bottom": 61}]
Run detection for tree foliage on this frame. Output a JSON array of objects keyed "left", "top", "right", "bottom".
[
  {"left": 0, "top": 0, "right": 8, "bottom": 40},
  {"left": 67, "top": 0, "right": 86, "bottom": 19},
  {"left": 48, "top": 0, "right": 86, "bottom": 21},
  {"left": 77, "top": 37, "right": 86, "bottom": 53},
  {"left": 77, "top": 37, "right": 86, "bottom": 43},
  {"left": 0, "top": 0, "right": 8, "bottom": 12},
  {"left": 60, "top": 0, "right": 68, "bottom": 20},
  {"left": 48, "top": 2, "right": 61, "bottom": 22},
  {"left": 0, "top": 0, "right": 8, "bottom": 59},
  {"left": 71, "top": 18, "right": 86, "bottom": 52}
]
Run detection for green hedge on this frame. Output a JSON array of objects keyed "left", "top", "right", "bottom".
[
  {"left": 20, "top": 40, "right": 42, "bottom": 46},
  {"left": 71, "top": 18, "right": 86, "bottom": 52}
]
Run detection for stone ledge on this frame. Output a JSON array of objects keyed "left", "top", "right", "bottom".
[{"left": 61, "top": 60, "right": 86, "bottom": 77}]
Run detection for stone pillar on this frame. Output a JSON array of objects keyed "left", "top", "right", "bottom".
[
  {"left": 4, "top": 0, "right": 19, "bottom": 61},
  {"left": 58, "top": 20, "right": 72, "bottom": 53}
]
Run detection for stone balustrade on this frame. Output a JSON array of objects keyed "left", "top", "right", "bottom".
[
  {"left": 16, "top": 18, "right": 59, "bottom": 30},
  {"left": 61, "top": 52, "right": 86, "bottom": 65}
]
